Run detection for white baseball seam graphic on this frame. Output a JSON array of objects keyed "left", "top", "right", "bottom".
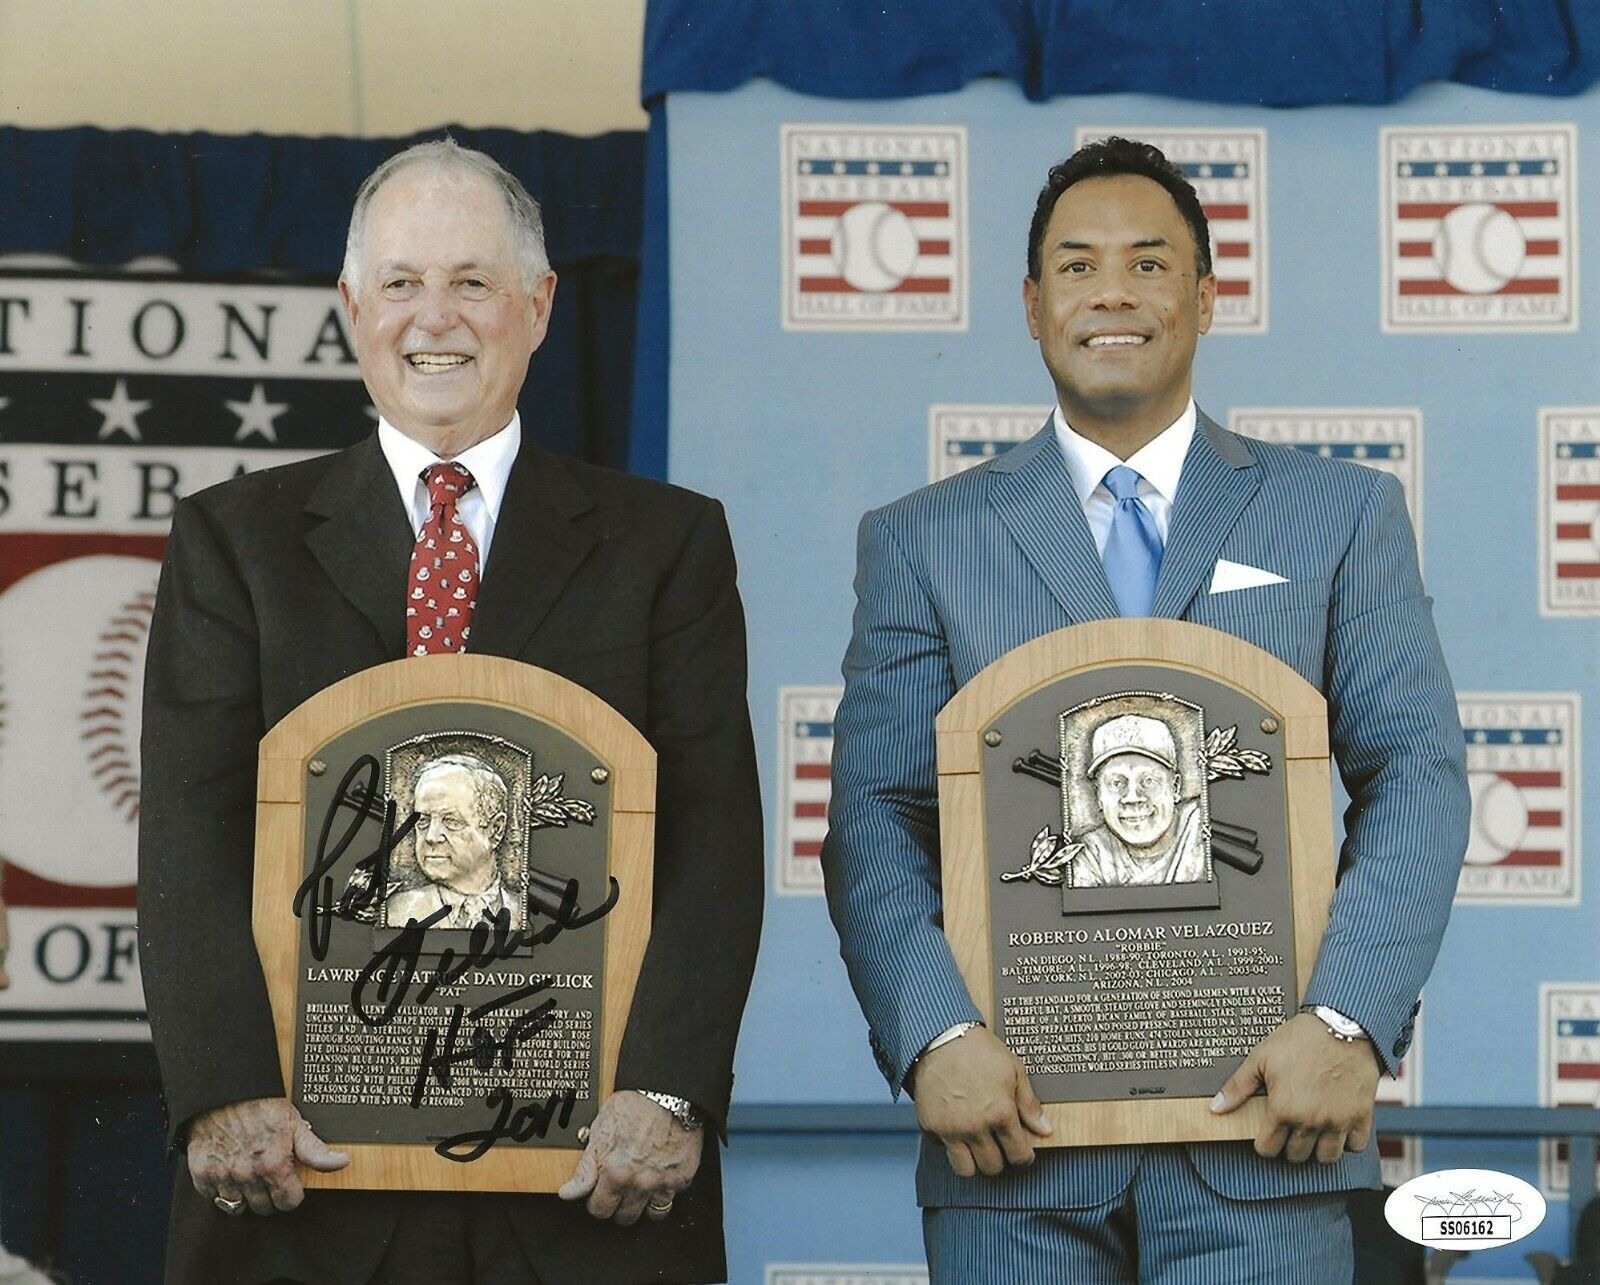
[{"left": 81, "top": 590, "right": 155, "bottom": 822}]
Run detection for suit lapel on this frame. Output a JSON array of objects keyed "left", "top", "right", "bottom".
[
  {"left": 304, "top": 436, "right": 414, "bottom": 657},
  {"left": 1151, "top": 411, "right": 1260, "bottom": 619},
  {"left": 468, "top": 439, "right": 599, "bottom": 657},
  {"left": 987, "top": 422, "right": 1120, "bottom": 623}
]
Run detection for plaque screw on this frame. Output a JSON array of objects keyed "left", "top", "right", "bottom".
[
  {"left": 590, "top": 767, "right": 610, "bottom": 785},
  {"left": 1260, "top": 718, "right": 1279, "bottom": 735},
  {"left": 308, "top": 759, "right": 327, "bottom": 777},
  {"left": 577, "top": 1126, "right": 591, "bottom": 1144},
  {"left": 983, "top": 729, "right": 1003, "bottom": 748}
]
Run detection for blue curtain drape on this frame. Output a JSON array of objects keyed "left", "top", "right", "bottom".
[
  {"left": 642, "top": 0, "right": 1600, "bottom": 106},
  {"left": 0, "top": 125, "right": 647, "bottom": 469}
]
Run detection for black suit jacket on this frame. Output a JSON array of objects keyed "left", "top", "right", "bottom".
[{"left": 138, "top": 434, "right": 764, "bottom": 1285}]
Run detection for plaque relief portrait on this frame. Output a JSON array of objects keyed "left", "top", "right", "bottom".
[
  {"left": 332, "top": 730, "right": 598, "bottom": 933},
  {"left": 1061, "top": 695, "right": 1213, "bottom": 891},
  {"left": 386, "top": 752, "right": 521, "bottom": 930}
]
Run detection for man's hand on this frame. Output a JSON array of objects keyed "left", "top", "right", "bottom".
[
  {"left": 909, "top": 1027, "right": 1053, "bottom": 1177},
  {"left": 186, "top": 1097, "right": 350, "bottom": 1215},
  {"left": 1210, "top": 1012, "right": 1381, "bottom": 1163},
  {"left": 557, "top": 1090, "right": 703, "bottom": 1224}
]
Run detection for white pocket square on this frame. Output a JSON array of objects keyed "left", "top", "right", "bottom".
[{"left": 1208, "top": 559, "right": 1289, "bottom": 593}]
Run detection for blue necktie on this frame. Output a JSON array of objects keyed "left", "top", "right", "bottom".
[{"left": 1101, "top": 465, "right": 1163, "bottom": 616}]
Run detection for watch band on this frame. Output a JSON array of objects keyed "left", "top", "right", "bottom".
[
  {"left": 1301, "top": 1004, "right": 1368, "bottom": 1043},
  {"left": 638, "top": 1090, "right": 705, "bottom": 1130},
  {"left": 922, "top": 1020, "right": 983, "bottom": 1058}
]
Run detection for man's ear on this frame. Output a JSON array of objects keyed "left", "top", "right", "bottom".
[
  {"left": 1195, "top": 271, "right": 1217, "bottom": 336},
  {"left": 486, "top": 811, "right": 508, "bottom": 847},
  {"left": 1023, "top": 274, "right": 1042, "bottom": 340},
  {"left": 338, "top": 277, "right": 359, "bottom": 329}
]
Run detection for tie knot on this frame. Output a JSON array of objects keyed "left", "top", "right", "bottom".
[
  {"left": 422, "top": 462, "right": 476, "bottom": 507},
  {"left": 1103, "top": 465, "right": 1144, "bottom": 502}
]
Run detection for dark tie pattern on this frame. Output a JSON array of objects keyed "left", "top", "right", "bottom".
[{"left": 406, "top": 462, "right": 479, "bottom": 656}]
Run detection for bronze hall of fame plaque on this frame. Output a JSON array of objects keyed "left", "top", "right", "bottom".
[
  {"left": 936, "top": 619, "right": 1334, "bottom": 1147},
  {"left": 253, "top": 655, "right": 654, "bottom": 1192}
]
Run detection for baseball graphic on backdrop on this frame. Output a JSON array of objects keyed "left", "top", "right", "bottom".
[
  {"left": 1432, "top": 202, "right": 1526, "bottom": 295},
  {"left": 831, "top": 201, "right": 919, "bottom": 292},
  {"left": 1464, "top": 769, "right": 1529, "bottom": 864},
  {"left": 0, "top": 555, "right": 160, "bottom": 886}
]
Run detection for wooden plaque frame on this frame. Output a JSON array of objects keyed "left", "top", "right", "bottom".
[
  {"left": 936, "top": 619, "right": 1334, "bottom": 1147},
  {"left": 254, "top": 654, "right": 655, "bottom": 1191}
]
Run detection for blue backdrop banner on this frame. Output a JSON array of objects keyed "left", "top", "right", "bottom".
[{"left": 644, "top": 1, "right": 1600, "bottom": 107}]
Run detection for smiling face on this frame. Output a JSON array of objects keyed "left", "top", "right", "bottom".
[
  {"left": 1094, "top": 751, "right": 1180, "bottom": 851},
  {"left": 339, "top": 163, "right": 556, "bottom": 457},
  {"left": 1023, "top": 174, "right": 1215, "bottom": 452},
  {"left": 413, "top": 763, "right": 506, "bottom": 896}
]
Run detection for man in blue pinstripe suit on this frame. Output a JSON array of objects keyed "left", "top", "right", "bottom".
[{"left": 820, "top": 138, "right": 1469, "bottom": 1283}]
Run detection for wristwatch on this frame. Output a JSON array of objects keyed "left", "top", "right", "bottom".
[
  {"left": 1301, "top": 1004, "right": 1368, "bottom": 1043},
  {"left": 638, "top": 1090, "right": 705, "bottom": 1130}
]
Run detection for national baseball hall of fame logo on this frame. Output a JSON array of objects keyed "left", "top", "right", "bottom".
[
  {"left": 0, "top": 272, "right": 361, "bottom": 1039},
  {"left": 1382, "top": 124, "right": 1577, "bottom": 332},
  {"left": 782, "top": 125, "right": 967, "bottom": 330},
  {"left": 775, "top": 686, "right": 842, "bottom": 895},
  {"left": 1541, "top": 408, "right": 1600, "bottom": 616},
  {"left": 1457, "top": 695, "right": 1580, "bottom": 905},
  {"left": 1541, "top": 985, "right": 1600, "bottom": 1194},
  {"left": 1229, "top": 408, "right": 1423, "bottom": 550},
  {"left": 927, "top": 405, "right": 1052, "bottom": 484},
  {"left": 1076, "top": 127, "right": 1267, "bottom": 333}
]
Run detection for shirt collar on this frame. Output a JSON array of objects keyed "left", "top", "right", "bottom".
[
  {"left": 376, "top": 412, "right": 522, "bottom": 521},
  {"left": 1052, "top": 399, "right": 1197, "bottom": 505}
]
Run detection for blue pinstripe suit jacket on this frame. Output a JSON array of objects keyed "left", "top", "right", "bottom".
[{"left": 821, "top": 411, "right": 1470, "bottom": 1208}]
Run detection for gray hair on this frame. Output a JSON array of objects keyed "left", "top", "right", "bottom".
[
  {"left": 415, "top": 752, "right": 510, "bottom": 836},
  {"left": 342, "top": 138, "right": 550, "bottom": 289}
]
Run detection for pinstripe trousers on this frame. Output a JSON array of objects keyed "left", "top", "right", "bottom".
[{"left": 923, "top": 1147, "right": 1353, "bottom": 1284}]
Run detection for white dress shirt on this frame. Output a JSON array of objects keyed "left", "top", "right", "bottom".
[
  {"left": 376, "top": 412, "right": 521, "bottom": 573},
  {"left": 1051, "top": 399, "right": 1197, "bottom": 554}
]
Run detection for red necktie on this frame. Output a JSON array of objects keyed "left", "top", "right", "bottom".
[{"left": 407, "top": 463, "right": 480, "bottom": 656}]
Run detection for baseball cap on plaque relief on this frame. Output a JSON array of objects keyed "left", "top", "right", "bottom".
[
  {"left": 781, "top": 124, "right": 967, "bottom": 330},
  {"left": 1382, "top": 124, "right": 1577, "bottom": 333},
  {"left": 0, "top": 272, "right": 354, "bottom": 1041}
]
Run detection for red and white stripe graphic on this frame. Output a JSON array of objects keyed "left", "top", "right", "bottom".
[
  {"left": 1382, "top": 125, "right": 1576, "bottom": 332},
  {"left": 1390, "top": 200, "right": 1566, "bottom": 298},
  {"left": 1075, "top": 127, "right": 1267, "bottom": 332},
  {"left": 1541, "top": 410, "right": 1600, "bottom": 615},
  {"left": 776, "top": 686, "right": 842, "bottom": 895},
  {"left": 1541, "top": 985, "right": 1600, "bottom": 1194},
  {"left": 792, "top": 199, "right": 956, "bottom": 297},
  {"left": 1457, "top": 694, "right": 1579, "bottom": 905}
]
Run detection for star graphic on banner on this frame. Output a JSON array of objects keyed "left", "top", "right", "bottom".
[
  {"left": 89, "top": 379, "right": 151, "bottom": 441},
  {"left": 226, "top": 382, "right": 290, "bottom": 443}
]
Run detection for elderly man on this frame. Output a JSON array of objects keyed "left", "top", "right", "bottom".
[
  {"left": 822, "top": 136, "right": 1468, "bottom": 1283},
  {"left": 1073, "top": 713, "right": 1206, "bottom": 888},
  {"left": 384, "top": 754, "right": 520, "bottom": 930},
  {"left": 139, "top": 140, "right": 763, "bottom": 1285}
]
